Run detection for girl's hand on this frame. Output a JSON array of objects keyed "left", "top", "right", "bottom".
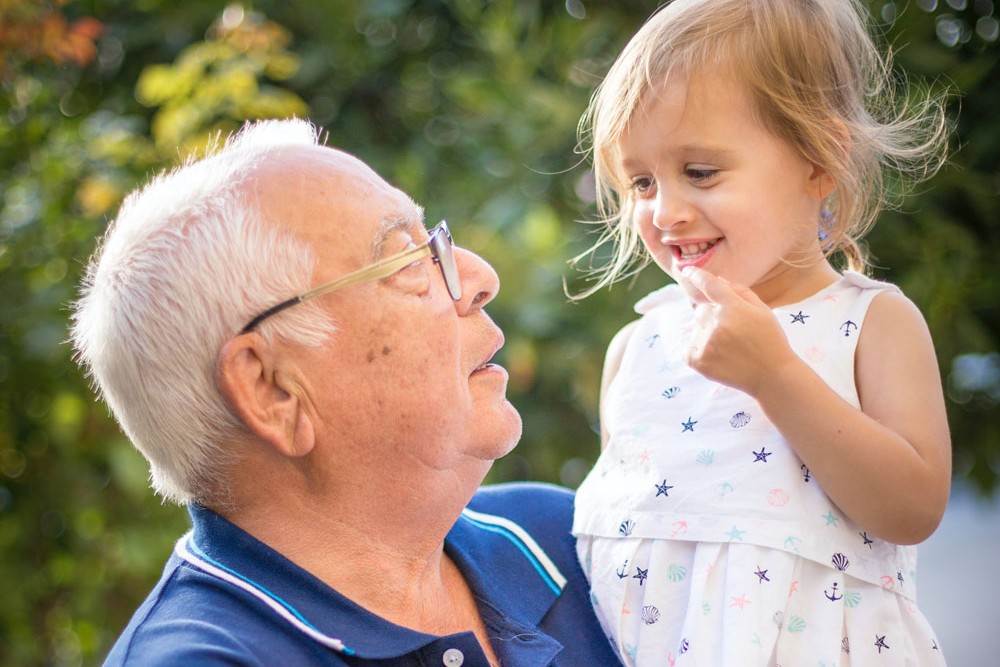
[{"left": 679, "top": 267, "right": 797, "bottom": 396}]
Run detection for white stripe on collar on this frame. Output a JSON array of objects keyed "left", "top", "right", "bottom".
[
  {"left": 174, "top": 534, "right": 354, "bottom": 654},
  {"left": 461, "top": 508, "right": 568, "bottom": 592}
]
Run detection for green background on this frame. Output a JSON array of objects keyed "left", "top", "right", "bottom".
[{"left": 1, "top": 1, "right": 997, "bottom": 664}]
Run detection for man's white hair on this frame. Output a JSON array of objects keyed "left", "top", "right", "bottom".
[{"left": 71, "top": 118, "right": 336, "bottom": 505}]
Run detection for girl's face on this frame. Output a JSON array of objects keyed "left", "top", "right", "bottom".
[{"left": 618, "top": 72, "right": 838, "bottom": 306}]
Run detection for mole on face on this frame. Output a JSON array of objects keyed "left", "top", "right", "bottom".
[{"left": 365, "top": 346, "right": 392, "bottom": 363}]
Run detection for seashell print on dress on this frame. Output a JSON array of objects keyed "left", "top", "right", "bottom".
[
  {"left": 831, "top": 552, "right": 850, "bottom": 571},
  {"left": 729, "top": 411, "right": 751, "bottom": 428},
  {"left": 767, "top": 488, "right": 790, "bottom": 507},
  {"left": 786, "top": 616, "right": 808, "bottom": 633},
  {"left": 641, "top": 605, "right": 660, "bottom": 625}
]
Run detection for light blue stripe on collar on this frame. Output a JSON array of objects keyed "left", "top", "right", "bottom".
[{"left": 460, "top": 508, "right": 567, "bottom": 596}]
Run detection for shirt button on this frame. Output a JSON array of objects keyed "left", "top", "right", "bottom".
[{"left": 442, "top": 647, "right": 464, "bottom": 666}]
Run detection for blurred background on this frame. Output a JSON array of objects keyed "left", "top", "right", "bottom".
[{"left": 0, "top": 0, "right": 996, "bottom": 664}]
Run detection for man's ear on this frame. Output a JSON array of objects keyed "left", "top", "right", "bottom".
[{"left": 216, "top": 335, "right": 315, "bottom": 459}]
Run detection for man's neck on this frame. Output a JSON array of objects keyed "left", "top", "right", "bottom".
[{"left": 216, "top": 466, "right": 482, "bottom": 627}]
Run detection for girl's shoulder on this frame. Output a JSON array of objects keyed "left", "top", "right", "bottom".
[
  {"left": 838, "top": 270, "right": 903, "bottom": 294},
  {"left": 634, "top": 283, "right": 687, "bottom": 314},
  {"left": 794, "top": 270, "right": 903, "bottom": 309}
]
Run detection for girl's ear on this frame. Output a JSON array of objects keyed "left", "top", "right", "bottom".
[
  {"left": 809, "top": 163, "right": 837, "bottom": 201},
  {"left": 216, "top": 335, "right": 316, "bottom": 459},
  {"left": 809, "top": 119, "right": 850, "bottom": 201}
]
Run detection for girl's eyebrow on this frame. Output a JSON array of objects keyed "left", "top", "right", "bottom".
[
  {"left": 620, "top": 145, "right": 736, "bottom": 170},
  {"left": 677, "top": 145, "right": 736, "bottom": 161}
]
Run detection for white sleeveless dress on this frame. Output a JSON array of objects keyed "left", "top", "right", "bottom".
[{"left": 573, "top": 272, "right": 946, "bottom": 666}]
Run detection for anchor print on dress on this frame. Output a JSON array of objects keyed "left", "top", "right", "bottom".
[
  {"left": 825, "top": 582, "right": 844, "bottom": 601},
  {"left": 616, "top": 560, "right": 629, "bottom": 580},
  {"left": 840, "top": 320, "right": 858, "bottom": 337}
]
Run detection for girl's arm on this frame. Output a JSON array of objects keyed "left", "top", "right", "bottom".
[
  {"left": 599, "top": 320, "right": 638, "bottom": 449},
  {"left": 683, "top": 268, "right": 951, "bottom": 544}
]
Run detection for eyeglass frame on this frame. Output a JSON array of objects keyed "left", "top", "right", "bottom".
[{"left": 240, "top": 220, "right": 461, "bottom": 334}]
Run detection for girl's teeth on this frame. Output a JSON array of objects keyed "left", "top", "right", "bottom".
[{"left": 677, "top": 241, "right": 716, "bottom": 258}]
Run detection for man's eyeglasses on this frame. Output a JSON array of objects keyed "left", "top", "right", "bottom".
[{"left": 240, "top": 220, "right": 461, "bottom": 334}]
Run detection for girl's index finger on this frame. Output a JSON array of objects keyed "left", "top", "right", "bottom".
[{"left": 681, "top": 267, "right": 736, "bottom": 305}]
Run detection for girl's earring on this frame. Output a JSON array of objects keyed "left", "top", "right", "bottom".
[{"left": 818, "top": 209, "right": 834, "bottom": 247}]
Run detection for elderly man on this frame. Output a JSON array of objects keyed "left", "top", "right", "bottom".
[{"left": 72, "top": 119, "right": 620, "bottom": 666}]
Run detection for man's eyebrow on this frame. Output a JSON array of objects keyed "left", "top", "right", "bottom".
[{"left": 371, "top": 208, "right": 426, "bottom": 260}]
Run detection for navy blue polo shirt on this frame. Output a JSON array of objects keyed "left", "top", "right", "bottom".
[{"left": 103, "top": 482, "right": 621, "bottom": 666}]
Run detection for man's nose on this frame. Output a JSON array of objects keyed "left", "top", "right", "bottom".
[{"left": 453, "top": 246, "right": 500, "bottom": 314}]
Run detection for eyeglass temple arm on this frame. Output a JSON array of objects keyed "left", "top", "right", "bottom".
[{"left": 240, "top": 244, "right": 432, "bottom": 334}]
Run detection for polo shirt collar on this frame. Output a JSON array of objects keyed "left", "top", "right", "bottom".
[{"left": 183, "top": 504, "right": 565, "bottom": 662}]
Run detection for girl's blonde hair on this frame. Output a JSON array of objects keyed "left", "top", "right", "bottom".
[{"left": 573, "top": 0, "right": 949, "bottom": 296}]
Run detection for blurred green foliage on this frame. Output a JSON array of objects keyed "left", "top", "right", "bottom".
[{"left": 1, "top": 0, "right": 997, "bottom": 664}]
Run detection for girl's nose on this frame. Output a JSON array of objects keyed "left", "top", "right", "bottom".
[{"left": 650, "top": 188, "right": 691, "bottom": 231}]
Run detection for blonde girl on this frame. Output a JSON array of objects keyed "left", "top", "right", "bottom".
[{"left": 571, "top": 0, "right": 952, "bottom": 665}]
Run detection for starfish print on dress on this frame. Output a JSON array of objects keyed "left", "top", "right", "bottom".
[
  {"left": 860, "top": 531, "right": 874, "bottom": 548},
  {"left": 681, "top": 417, "right": 697, "bottom": 432},
  {"left": 730, "top": 594, "right": 751, "bottom": 610},
  {"left": 822, "top": 511, "right": 840, "bottom": 527},
  {"left": 790, "top": 310, "right": 809, "bottom": 324},
  {"left": 752, "top": 447, "right": 772, "bottom": 463},
  {"left": 655, "top": 479, "right": 674, "bottom": 497},
  {"left": 875, "top": 635, "right": 890, "bottom": 653},
  {"left": 634, "top": 567, "right": 648, "bottom": 586},
  {"left": 754, "top": 567, "right": 770, "bottom": 583},
  {"left": 726, "top": 525, "right": 747, "bottom": 541}
]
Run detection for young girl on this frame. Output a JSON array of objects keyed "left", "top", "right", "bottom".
[{"left": 571, "top": 1, "right": 952, "bottom": 665}]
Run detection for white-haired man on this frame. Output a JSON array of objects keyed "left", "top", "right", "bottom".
[{"left": 72, "top": 119, "right": 621, "bottom": 666}]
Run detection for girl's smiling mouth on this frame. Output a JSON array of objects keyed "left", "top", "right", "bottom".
[{"left": 664, "top": 237, "right": 721, "bottom": 261}]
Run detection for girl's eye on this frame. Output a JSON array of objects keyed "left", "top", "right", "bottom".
[
  {"left": 686, "top": 167, "right": 718, "bottom": 183},
  {"left": 628, "top": 177, "right": 655, "bottom": 196}
]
